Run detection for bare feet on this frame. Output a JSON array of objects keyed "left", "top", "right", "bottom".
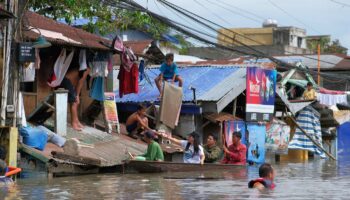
[
  {"left": 78, "top": 122, "right": 84, "bottom": 129},
  {"left": 72, "top": 122, "right": 82, "bottom": 131}
]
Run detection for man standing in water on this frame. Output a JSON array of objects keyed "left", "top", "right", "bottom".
[
  {"left": 221, "top": 131, "right": 247, "bottom": 165},
  {"left": 248, "top": 163, "right": 276, "bottom": 190}
]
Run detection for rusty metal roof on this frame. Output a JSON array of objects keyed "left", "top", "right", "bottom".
[
  {"left": 23, "top": 11, "right": 110, "bottom": 50},
  {"left": 204, "top": 112, "right": 242, "bottom": 123}
]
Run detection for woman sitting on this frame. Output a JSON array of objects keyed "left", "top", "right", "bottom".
[{"left": 158, "top": 131, "right": 205, "bottom": 164}]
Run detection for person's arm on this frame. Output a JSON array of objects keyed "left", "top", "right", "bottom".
[
  {"left": 136, "top": 115, "right": 151, "bottom": 130},
  {"left": 158, "top": 132, "right": 182, "bottom": 146},
  {"left": 172, "top": 73, "right": 176, "bottom": 83},
  {"left": 172, "top": 64, "right": 178, "bottom": 83},
  {"left": 224, "top": 146, "right": 245, "bottom": 162},
  {"left": 253, "top": 182, "right": 265, "bottom": 190},
  {"left": 76, "top": 68, "right": 90, "bottom": 98},
  {"left": 200, "top": 147, "right": 205, "bottom": 165}
]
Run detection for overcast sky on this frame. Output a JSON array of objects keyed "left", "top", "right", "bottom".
[{"left": 137, "top": 0, "right": 350, "bottom": 52}]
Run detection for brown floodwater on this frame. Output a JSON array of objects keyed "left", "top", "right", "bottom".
[{"left": 1, "top": 160, "right": 350, "bottom": 199}]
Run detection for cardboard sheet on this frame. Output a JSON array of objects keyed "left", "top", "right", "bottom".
[{"left": 160, "top": 82, "right": 183, "bottom": 129}]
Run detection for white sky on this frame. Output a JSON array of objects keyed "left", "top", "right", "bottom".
[{"left": 136, "top": 0, "right": 350, "bottom": 51}]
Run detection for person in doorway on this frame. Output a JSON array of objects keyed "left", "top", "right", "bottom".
[
  {"left": 154, "top": 53, "right": 183, "bottom": 97},
  {"left": 132, "top": 131, "right": 164, "bottom": 161},
  {"left": 157, "top": 131, "right": 205, "bottom": 164},
  {"left": 303, "top": 82, "right": 316, "bottom": 100},
  {"left": 203, "top": 134, "right": 222, "bottom": 163},
  {"left": 126, "top": 104, "right": 151, "bottom": 139},
  {"left": 248, "top": 163, "right": 276, "bottom": 190},
  {"left": 57, "top": 67, "right": 90, "bottom": 131},
  {"left": 221, "top": 131, "right": 247, "bottom": 165}
]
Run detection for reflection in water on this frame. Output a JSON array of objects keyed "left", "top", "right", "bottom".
[{"left": 2, "top": 160, "right": 350, "bottom": 199}]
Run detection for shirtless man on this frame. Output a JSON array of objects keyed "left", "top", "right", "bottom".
[
  {"left": 59, "top": 67, "right": 90, "bottom": 131},
  {"left": 126, "top": 104, "right": 151, "bottom": 139}
]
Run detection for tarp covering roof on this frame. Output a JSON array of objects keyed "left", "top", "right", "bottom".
[{"left": 115, "top": 66, "right": 246, "bottom": 104}]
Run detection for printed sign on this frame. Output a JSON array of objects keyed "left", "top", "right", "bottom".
[
  {"left": 247, "top": 123, "right": 266, "bottom": 164},
  {"left": 104, "top": 92, "right": 120, "bottom": 133},
  {"left": 224, "top": 120, "right": 247, "bottom": 146},
  {"left": 265, "top": 122, "right": 290, "bottom": 155},
  {"left": 18, "top": 42, "right": 35, "bottom": 63},
  {"left": 246, "top": 67, "right": 277, "bottom": 121}
]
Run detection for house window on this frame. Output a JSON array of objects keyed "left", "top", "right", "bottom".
[{"left": 297, "top": 37, "right": 303, "bottom": 48}]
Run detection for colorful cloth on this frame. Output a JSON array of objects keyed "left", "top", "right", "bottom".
[
  {"left": 118, "top": 63, "right": 139, "bottom": 98},
  {"left": 47, "top": 49, "right": 74, "bottom": 87},
  {"left": 221, "top": 143, "right": 247, "bottom": 165},
  {"left": 90, "top": 77, "right": 105, "bottom": 101},
  {"left": 288, "top": 106, "right": 326, "bottom": 158},
  {"left": 160, "top": 62, "right": 179, "bottom": 79},
  {"left": 141, "top": 141, "right": 164, "bottom": 161}
]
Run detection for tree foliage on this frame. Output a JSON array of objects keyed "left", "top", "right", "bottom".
[{"left": 29, "top": 0, "right": 169, "bottom": 38}]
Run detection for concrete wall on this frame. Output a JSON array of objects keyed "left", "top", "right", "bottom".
[
  {"left": 174, "top": 114, "right": 196, "bottom": 138},
  {"left": 218, "top": 27, "right": 274, "bottom": 46}
]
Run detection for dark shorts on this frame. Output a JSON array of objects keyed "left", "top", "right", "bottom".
[
  {"left": 161, "top": 74, "right": 180, "bottom": 81},
  {"left": 57, "top": 77, "right": 76, "bottom": 103},
  {"left": 126, "top": 121, "right": 138, "bottom": 133}
]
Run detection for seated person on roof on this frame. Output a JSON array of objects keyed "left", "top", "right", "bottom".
[
  {"left": 133, "top": 131, "right": 164, "bottom": 161},
  {"left": 126, "top": 104, "right": 151, "bottom": 139},
  {"left": 155, "top": 53, "right": 183, "bottom": 97},
  {"left": 303, "top": 82, "right": 316, "bottom": 100},
  {"left": 203, "top": 134, "right": 222, "bottom": 163},
  {"left": 221, "top": 131, "right": 247, "bottom": 165}
]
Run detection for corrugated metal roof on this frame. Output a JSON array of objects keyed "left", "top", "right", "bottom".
[
  {"left": 23, "top": 12, "right": 110, "bottom": 50},
  {"left": 115, "top": 66, "right": 245, "bottom": 103}
]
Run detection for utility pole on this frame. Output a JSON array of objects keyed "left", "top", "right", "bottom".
[
  {"left": 317, "top": 44, "right": 321, "bottom": 85},
  {"left": 0, "top": 0, "right": 15, "bottom": 126}
]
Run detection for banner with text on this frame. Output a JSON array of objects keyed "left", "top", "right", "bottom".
[{"left": 246, "top": 67, "right": 277, "bottom": 121}]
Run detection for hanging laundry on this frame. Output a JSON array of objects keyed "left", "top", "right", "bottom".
[
  {"left": 90, "top": 77, "right": 105, "bottom": 101},
  {"left": 139, "top": 60, "right": 145, "bottom": 81},
  {"left": 107, "top": 53, "right": 114, "bottom": 71},
  {"left": 34, "top": 48, "right": 41, "bottom": 69},
  {"left": 89, "top": 52, "right": 109, "bottom": 77},
  {"left": 317, "top": 93, "right": 347, "bottom": 106},
  {"left": 22, "top": 62, "right": 35, "bottom": 82},
  {"left": 118, "top": 63, "right": 139, "bottom": 98},
  {"left": 47, "top": 49, "right": 74, "bottom": 87},
  {"left": 112, "top": 35, "right": 124, "bottom": 52},
  {"left": 288, "top": 106, "right": 326, "bottom": 158},
  {"left": 79, "top": 49, "right": 87, "bottom": 71}
]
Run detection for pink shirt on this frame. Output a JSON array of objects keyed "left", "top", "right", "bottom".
[{"left": 221, "top": 143, "right": 247, "bottom": 165}]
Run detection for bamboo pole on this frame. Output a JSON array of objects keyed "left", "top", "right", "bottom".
[{"left": 317, "top": 44, "right": 321, "bottom": 85}]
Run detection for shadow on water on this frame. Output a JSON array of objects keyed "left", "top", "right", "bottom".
[{"left": 2, "top": 160, "right": 350, "bottom": 199}]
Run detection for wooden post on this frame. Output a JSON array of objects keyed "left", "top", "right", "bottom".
[
  {"left": 317, "top": 44, "right": 321, "bottom": 85},
  {"left": 232, "top": 98, "right": 237, "bottom": 117}
]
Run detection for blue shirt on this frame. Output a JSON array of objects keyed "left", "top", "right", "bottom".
[{"left": 160, "top": 62, "right": 179, "bottom": 79}]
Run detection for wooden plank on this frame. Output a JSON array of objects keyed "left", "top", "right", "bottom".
[
  {"left": 51, "top": 151, "right": 101, "bottom": 166},
  {"left": 19, "top": 144, "right": 50, "bottom": 163}
]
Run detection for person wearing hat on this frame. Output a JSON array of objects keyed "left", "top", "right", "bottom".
[
  {"left": 133, "top": 131, "right": 164, "bottom": 161},
  {"left": 221, "top": 131, "right": 247, "bottom": 165},
  {"left": 158, "top": 131, "right": 205, "bottom": 164}
]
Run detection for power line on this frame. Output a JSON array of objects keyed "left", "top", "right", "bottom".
[
  {"left": 206, "top": 0, "right": 263, "bottom": 23},
  {"left": 104, "top": 0, "right": 350, "bottom": 81},
  {"left": 193, "top": 0, "right": 233, "bottom": 26},
  {"left": 329, "top": 0, "right": 350, "bottom": 7},
  {"left": 267, "top": 0, "right": 321, "bottom": 34}
]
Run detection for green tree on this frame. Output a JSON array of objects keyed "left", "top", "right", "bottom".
[
  {"left": 29, "top": 0, "right": 169, "bottom": 38},
  {"left": 325, "top": 39, "right": 348, "bottom": 55}
]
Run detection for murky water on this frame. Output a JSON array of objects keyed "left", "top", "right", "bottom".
[{"left": 2, "top": 160, "right": 350, "bottom": 199}]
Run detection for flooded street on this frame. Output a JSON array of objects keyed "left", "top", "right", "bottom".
[{"left": 2, "top": 160, "right": 350, "bottom": 199}]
